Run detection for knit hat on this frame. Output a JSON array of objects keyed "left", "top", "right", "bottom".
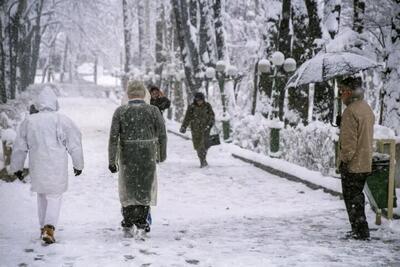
[
  {"left": 339, "top": 77, "right": 362, "bottom": 91},
  {"left": 194, "top": 92, "right": 205, "bottom": 101},
  {"left": 127, "top": 80, "right": 146, "bottom": 98}
]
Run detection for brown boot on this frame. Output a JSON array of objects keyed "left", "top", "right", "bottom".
[{"left": 42, "top": 225, "right": 56, "bottom": 244}]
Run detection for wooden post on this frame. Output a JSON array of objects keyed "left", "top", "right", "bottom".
[{"left": 387, "top": 140, "right": 396, "bottom": 220}]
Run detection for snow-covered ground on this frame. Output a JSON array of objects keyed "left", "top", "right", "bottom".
[{"left": 1, "top": 97, "right": 400, "bottom": 267}]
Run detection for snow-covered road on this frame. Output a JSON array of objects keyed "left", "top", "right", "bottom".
[{"left": 1, "top": 97, "right": 400, "bottom": 267}]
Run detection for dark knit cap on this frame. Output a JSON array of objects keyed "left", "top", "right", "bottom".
[
  {"left": 194, "top": 92, "right": 205, "bottom": 101},
  {"left": 339, "top": 77, "right": 362, "bottom": 90}
]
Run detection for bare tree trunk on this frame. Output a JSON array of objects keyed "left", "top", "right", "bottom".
[
  {"left": 155, "top": 1, "right": 165, "bottom": 78},
  {"left": 0, "top": 15, "right": 7, "bottom": 103},
  {"left": 94, "top": 54, "right": 98, "bottom": 85},
  {"left": 214, "top": 0, "right": 225, "bottom": 61},
  {"left": 122, "top": 0, "right": 131, "bottom": 91},
  {"left": 199, "top": 0, "right": 214, "bottom": 67},
  {"left": 171, "top": 0, "right": 202, "bottom": 97},
  {"left": 138, "top": 1, "right": 145, "bottom": 68},
  {"left": 28, "top": 0, "right": 44, "bottom": 86},
  {"left": 60, "top": 36, "right": 69, "bottom": 83},
  {"left": 353, "top": 0, "right": 366, "bottom": 33},
  {"left": 8, "top": 0, "right": 27, "bottom": 99},
  {"left": 275, "top": 0, "right": 291, "bottom": 120}
]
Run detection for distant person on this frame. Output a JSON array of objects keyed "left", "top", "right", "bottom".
[
  {"left": 108, "top": 80, "right": 167, "bottom": 238},
  {"left": 338, "top": 76, "right": 374, "bottom": 240},
  {"left": 11, "top": 87, "right": 84, "bottom": 244},
  {"left": 180, "top": 92, "right": 215, "bottom": 168},
  {"left": 149, "top": 86, "right": 171, "bottom": 114}
]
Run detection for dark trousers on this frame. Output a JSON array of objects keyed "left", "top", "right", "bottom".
[
  {"left": 121, "top": 205, "right": 150, "bottom": 229},
  {"left": 341, "top": 172, "right": 370, "bottom": 238}
]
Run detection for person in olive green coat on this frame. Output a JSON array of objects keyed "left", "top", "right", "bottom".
[
  {"left": 108, "top": 80, "right": 167, "bottom": 237},
  {"left": 338, "top": 76, "right": 374, "bottom": 240},
  {"left": 180, "top": 92, "right": 215, "bottom": 167}
]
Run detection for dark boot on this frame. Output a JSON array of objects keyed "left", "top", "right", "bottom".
[
  {"left": 197, "top": 149, "right": 208, "bottom": 168},
  {"left": 42, "top": 224, "right": 56, "bottom": 244}
]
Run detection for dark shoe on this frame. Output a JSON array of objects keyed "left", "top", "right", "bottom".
[
  {"left": 200, "top": 159, "right": 208, "bottom": 168},
  {"left": 123, "top": 227, "right": 134, "bottom": 238},
  {"left": 144, "top": 224, "right": 151, "bottom": 233},
  {"left": 42, "top": 225, "right": 56, "bottom": 244}
]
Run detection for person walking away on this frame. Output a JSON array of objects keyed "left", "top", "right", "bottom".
[
  {"left": 150, "top": 86, "right": 171, "bottom": 114},
  {"left": 108, "top": 80, "right": 167, "bottom": 238},
  {"left": 10, "top": 87, "right": 84, "bottom": 244},
  {"left": 180, "top": 92, "right": 215, "bottom": 168},
  {"left": 338, "top": 77, "right": 374, "bottom": 240}
]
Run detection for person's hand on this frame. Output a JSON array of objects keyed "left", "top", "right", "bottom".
[
  {"left": 14, "top": 170, "right": 24, "bottom": 181},
  {"left": 179, "top": 127, "right": 186, "bottom": 134},
  {"left": 109, "top": 164, "right": 118, "bottom": 173},
  {"left": 339, "top": 162, "right": 349, "bottom": 175},
  {"left": 73, "top": 168, "right": 82, "bottom": 176}
]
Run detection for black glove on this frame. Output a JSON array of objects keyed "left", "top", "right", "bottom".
[
  {"left": 339, "top": 162, "right": 349, "bottom": 175},
  {"left": 14, "top": 170, "right": 24, "bottom": 181},
  {"left": 73, "top": 168, "right": 82, "bottom": 176},
  {"left": 179, "top": 127, "right": 186, "bottom": 134},
  {"left": 336, "top": 114, "right": 342, "bottom": 128},
  {"left": 109, "top": 164, "right": 118, "bottom": 173}
]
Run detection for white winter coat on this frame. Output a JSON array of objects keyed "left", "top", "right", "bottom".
[{"left": 10, "top": 88, "right": 84, "bottom": 194}]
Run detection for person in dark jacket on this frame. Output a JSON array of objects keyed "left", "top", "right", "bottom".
[
  {"left": 150, "top": 86, "right": 171, "bottom": 114},
  {"left": 180, "top": 92, "right": 215, "bottom": 168},
  {"left": 338, "top": 76, "right": 375, "bottom": 240},
  {"left": 108, "top": 80, "right": 167, "bottom": 238}
]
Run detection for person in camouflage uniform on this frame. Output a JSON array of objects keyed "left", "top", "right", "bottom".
[
  {"left": 108, "top": 80, "right": 167, "bottom": 237},
  {"left": 338, "top": 77, "right": 374, "bottom": 240},
  {"left": 180, "top": 92, "right": 215, "bottom": 168}
]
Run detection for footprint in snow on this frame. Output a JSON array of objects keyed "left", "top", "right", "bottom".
[
  {"left": 34, "top": 254, "right": 45, "bottom": 261},
  {"left": 124, "top": 255, "right": 135, "bottom": 260},
  {"left": 139, "top": 249, "right": 158, "bottom": 256},
  {"left": 185, "top": 259, "right": 200, "bottom": 265}
]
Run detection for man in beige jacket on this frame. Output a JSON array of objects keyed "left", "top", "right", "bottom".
[{"left": 339, "top": 76, "right": 374, "bottom": 240}]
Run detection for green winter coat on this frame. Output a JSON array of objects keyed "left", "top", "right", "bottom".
[
  {"left": 182, "top": 102, "right": 215, "bottom": 150},
  {"left": 108, "top": 100, "right": 167, "bottom": 207}
]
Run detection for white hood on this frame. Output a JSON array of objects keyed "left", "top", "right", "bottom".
[{"left": 35, "top": 87, "right": 59, "bottom": 112}]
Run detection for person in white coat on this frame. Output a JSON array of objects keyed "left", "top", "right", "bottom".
[{"left": 11, "top": 87, "right": 84, "bottom": 244}]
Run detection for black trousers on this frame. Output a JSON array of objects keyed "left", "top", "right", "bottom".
[
  {"left": 341, "top": 172, "right": 370, "bottom": 238},
  {"left": 121, "top": 205, "right": 150, "bottom": 229}
]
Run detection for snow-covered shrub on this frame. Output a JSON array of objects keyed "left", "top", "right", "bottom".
[
  {"left": 281, "top": 121, "right": 338, "bottom": 175},
  {"left": 1, "top": 129, "right": 16, "bottom": 147},
  {"left": 231, "top": 113, "right": 271, "bottom": 154},
  {"left": 232, "top": 115, "right": 339, "bottom": 176}
]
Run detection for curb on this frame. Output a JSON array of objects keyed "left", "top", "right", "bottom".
[
  {"left": 231, "top": 154, "right": 343, "bottom": 198},
  {"left": 168, "top": 126, "right": 342, "bottom": 198}
]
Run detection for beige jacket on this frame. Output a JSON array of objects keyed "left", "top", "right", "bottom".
[{"left": 339, "top": 100, "right": 375, "bottom": 173}]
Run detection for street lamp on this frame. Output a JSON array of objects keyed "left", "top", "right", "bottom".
[
  {"left": 215, "top": 61, "right": 237, "bottom": 141},
  {"left": 256, "top": 52, "right": 297, "bottom": 155},
  {"left": 204, "top": 67, "right": 216, "bottom": 98}
]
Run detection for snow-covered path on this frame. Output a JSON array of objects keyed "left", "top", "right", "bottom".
[{"left": 1, "top": 97, "right": 400, "bottom": 267}]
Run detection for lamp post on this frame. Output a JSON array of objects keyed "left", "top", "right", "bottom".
[
  {"left": 215, "top": 61, "right": 237, "bottom": 141},
  {"left": 256, "top": 52, "right": 297, "bottom": 155},
  {"left": 204, "top": 67, "right": 216, "bottom": 98}
]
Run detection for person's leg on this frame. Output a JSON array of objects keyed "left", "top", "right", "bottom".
[
  {"left": 341, "top": 174, "right": 356, "bottom": 232},
  {"left": 197, "top": 148, "right": 207, "bottom": 167},
  {"left": 41, "top": 194, "right": 62, "bottom": 244},
  {"left": 341, "top": 173, "right": 369, "bottom": 239},
  {"left": 133, "top": 205, "right": 150, "bottom": 229},
  {"left": 121, "top": 205, "right": 135, "bottom": 228},
  {"left": 351, "top": 174, "right": 369, "bottom": 239},
  {"left": 37, "top": 193, "right": 47, "bottom": 229},
  {"left": 44, "top": 194, "right": 63, "bottom": 228}
]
